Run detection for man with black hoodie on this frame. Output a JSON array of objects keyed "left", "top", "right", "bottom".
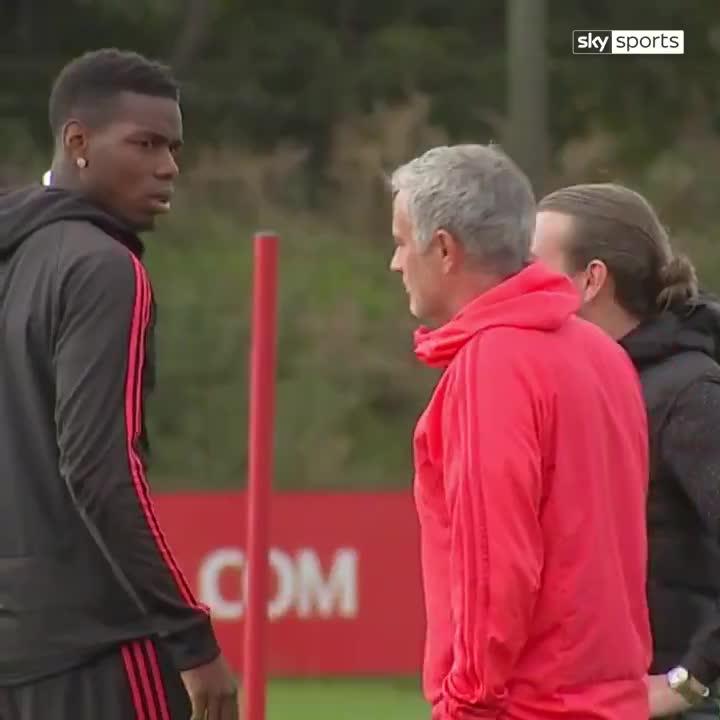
[
  {"left": 0, "top": 49, "right": 237, "bottom": 720},
  {"left": 533, "top": 182, "right": 720, "bottom": 719}
]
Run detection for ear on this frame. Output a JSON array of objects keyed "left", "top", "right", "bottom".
[
  {"left": 61, "top": 119, "right": 89, "bottom": 162},
  {"left": 581, "top": 259, "right": 609, "bottom": 304},
  {"left": 434, "top": 229, "right": 463, "bottom": 274}
]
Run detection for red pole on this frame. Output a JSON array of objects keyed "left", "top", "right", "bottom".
[{"left": 243, "top": 232, "right": 279, "bottom": 720}]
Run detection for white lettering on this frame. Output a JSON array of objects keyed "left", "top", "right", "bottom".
[
  {"left": 197, "top": 546, "right": 359, "bottom": 621},
  {"left": 199, "top": 548, "right": 246, "bottom": 620},
  {"left": 268, "top": 549, "right": 295, "bottom": 620},
  {"left": 295, "top": 548, "right": 358, "bottom": 619}
]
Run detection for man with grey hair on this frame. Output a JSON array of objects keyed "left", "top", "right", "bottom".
[{"left": 391, "top": 144, "right": 652, "bottom": 719}]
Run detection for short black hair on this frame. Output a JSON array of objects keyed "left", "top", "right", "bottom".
[{"left": 48, "top": 48, "right": 179, "bottom": 136}]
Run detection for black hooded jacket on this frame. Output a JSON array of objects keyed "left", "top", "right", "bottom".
[
  {"left": 620, "top": 297, "right": 720, "bottom": 687},
  {"left": 0, "top": 185, "right": 218, "bottom": 685}
]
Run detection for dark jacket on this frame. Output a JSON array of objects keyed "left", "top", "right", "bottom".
[
  {"left": 0, "top": 185, "right": 219, "bottom": 685},
  {"left": 620, "top": 296, "right": 720, "bottom": 687}
]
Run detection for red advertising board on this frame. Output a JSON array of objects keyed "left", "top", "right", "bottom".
[{"left": 154, "top": 491, "right": 425, "bottom": 675}]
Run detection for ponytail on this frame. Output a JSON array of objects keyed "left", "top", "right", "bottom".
[{"left": 656, "top": 253, "right": 699, "bottom": 311}]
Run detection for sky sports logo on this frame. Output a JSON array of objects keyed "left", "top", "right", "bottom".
[{"left": 573, "top": 30, "right": 684, "bottom": 55}]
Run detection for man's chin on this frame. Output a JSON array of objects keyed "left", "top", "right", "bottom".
[
  {"left": 408, "top": 297, "right": 420, "bottom": 319},
  {"left": 409, "top": 299, "right": 446, "bottom": 328},
  {"left": 409, "top": 298, "right": 431, "bottom": 325},
  {"left": 129, "top": 213, "right": 158, "bottom": 234}
]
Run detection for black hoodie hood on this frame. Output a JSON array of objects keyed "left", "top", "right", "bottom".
[
  {"left": 619, "top": 294, "right": 720, "bottom": 369},
  {"left": 0, "top": 184, "right": 144, "bottom": 260}
]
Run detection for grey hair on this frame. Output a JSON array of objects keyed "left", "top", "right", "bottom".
[{"left": 391, "top": 144, "right": 536, "bottom": 275}]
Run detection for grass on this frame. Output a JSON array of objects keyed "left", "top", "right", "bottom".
[{"left": 267, "top": 678, "right": 427, "bottom": 719}]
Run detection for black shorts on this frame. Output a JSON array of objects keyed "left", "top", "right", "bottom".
[{"left": 0, "top": 639, "right": 192, "bottom": 720}]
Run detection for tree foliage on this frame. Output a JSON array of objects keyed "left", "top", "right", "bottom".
[
  {"left": 2, "top": 0, "right": 719, "bottom": 491},
  {"left": 2, "top": 0, "right": 718, "bottom": 171}
]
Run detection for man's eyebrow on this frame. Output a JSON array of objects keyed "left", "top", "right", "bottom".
[{"left": 132, "top": 129, "right": 183, "bottom": 148}]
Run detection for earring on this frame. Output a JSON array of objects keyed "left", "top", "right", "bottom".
[{"left": 76, "top": 157, "right": 87, "bottom": 169}]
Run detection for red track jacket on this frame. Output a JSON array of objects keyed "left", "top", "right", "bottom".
[{"left": 413, "top": 263, "right": 652, "bottom": 719}]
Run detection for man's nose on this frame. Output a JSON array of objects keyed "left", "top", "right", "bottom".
[
  {"left": 390, "top": 247, "right": 402, "bottom": 272},
  {"left": 156, "top": 149, "right": 180, "bottom": 180}
]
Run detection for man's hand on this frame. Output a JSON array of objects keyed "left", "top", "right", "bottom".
[
  {"left": 181, "top": 654, "right": 239, "bottom": 720},
  {"left": 647, "top": 673, "right": 691, "bottom": 717}
]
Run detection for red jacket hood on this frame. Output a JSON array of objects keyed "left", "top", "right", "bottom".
[{"left": 414, "top": 262, "right": 581, "bottom": 368}]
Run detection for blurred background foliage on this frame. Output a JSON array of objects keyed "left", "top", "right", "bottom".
[{"left": 1, "top": 0, "right": 718, "bottom": 490}]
